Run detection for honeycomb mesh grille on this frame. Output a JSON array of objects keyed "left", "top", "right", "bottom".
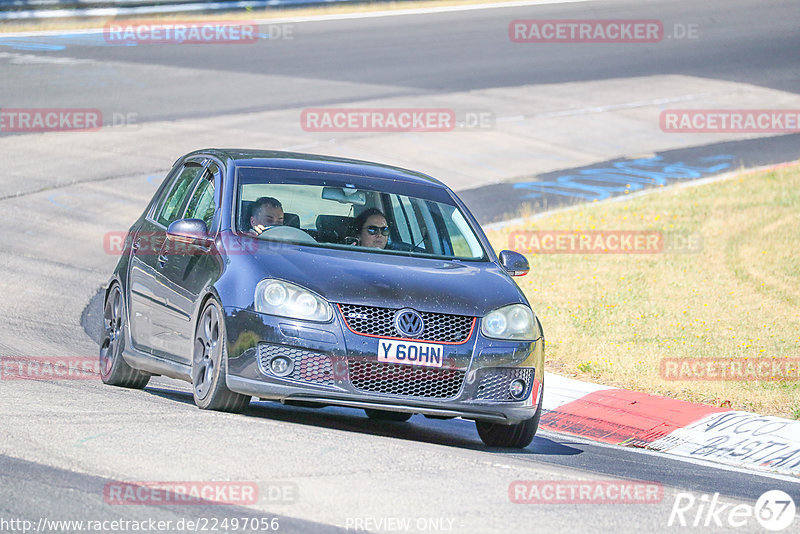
[
  {"left": 257, "top": 343, "right": 334, "bottom": 386},
  {"left": 475, "top": 368, "right": 535, "bottom": 401},
  {"left": 348, "top": 360, "right": 464, "bottom": 399},
  {"left": 338, "top": 304, "right": 474, "bottom": 343}
]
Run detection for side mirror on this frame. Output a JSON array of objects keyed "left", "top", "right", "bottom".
[
  {"left": 167, "top": 219, "right": 212, "bottom": 247},
  {"left": 499, "top": 250, "right": 529, "bottom": 277}
]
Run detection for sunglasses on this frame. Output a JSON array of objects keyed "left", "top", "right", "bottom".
[{"left": 365, "top": 225, "right": 390, "bottom": 236}]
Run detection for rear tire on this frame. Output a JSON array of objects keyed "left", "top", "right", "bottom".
[
  {"left": 191, "top": 299, "right": 250, "bottom": 413},
  {"left": 364, "top": 409, "right": 413, "bottom": 422},
  {"left": 476, "top": 385, "right": 543, "bottom": 448},
  {"left": 99, "top": 284, "right": 150, "bottom": 389}
]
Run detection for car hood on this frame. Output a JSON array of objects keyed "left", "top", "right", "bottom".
[{"left": 229, "top": 238, "right": 528, "bottom": 317}]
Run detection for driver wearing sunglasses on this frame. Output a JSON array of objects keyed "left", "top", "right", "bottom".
[{"left": 353, "top": 207, "right": 390, "bottom": 249}]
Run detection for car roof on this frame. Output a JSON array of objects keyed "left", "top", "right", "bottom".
[{"left": 186, "top": 148, "right": 450, "bottom": 190}]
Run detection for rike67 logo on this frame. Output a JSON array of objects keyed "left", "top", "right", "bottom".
[{"left": 668, "top": 490, "right": 796, "bottom": 531}]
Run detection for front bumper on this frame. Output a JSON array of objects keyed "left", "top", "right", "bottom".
[{"left": 223, "top": 307, "right": 544, "bottom": 424}]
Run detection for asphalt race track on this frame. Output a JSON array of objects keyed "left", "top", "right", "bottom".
[{"left": 1, "top": 0, "right": 799, "bottom": 532}]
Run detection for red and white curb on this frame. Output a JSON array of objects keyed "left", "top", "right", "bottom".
[{"left": 541, "top": 374, "right": 800, "bottom": 477}]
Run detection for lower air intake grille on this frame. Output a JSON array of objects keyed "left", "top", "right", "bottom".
[
  {"left": 475, "top": 367, "right": 535, "bottom": 401},
  {"left": 348, "top": 360, "right": 464, "bottom": 399},
  {"left": 257, "top": 343, "right": 334, "bottom": 386}
]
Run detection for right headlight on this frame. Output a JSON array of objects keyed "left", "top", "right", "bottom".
[
  {"left": 254, "top": 279, "right": 333, "bottom": 322},
  {"left": 481, "top": 304, "right": 538, "bottom": 341}
]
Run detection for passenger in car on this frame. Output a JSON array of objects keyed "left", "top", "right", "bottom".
[
  {"left": 249, "top": 197, "right": 284, "bottom": 236},
  {"left": 353, "top": 208, "right": 389, "bottom": 249}
]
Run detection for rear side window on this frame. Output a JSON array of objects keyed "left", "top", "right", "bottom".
[
  {"left": 390, "top": 194, "right": 424, "bottom": 245},
  {"left": 155, "top": 163, "right": 203, "bottom": 227}
]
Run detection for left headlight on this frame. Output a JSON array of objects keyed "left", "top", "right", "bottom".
[
  {"left": 481, "top": 304, "right": 539, "bottom": 341},
  {"left": 255, "top": 279, "right": 333, "bottom": 322}
]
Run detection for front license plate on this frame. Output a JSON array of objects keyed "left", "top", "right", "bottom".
[{"left": 377, "top": 339, "right": 444, "bottom": 368}]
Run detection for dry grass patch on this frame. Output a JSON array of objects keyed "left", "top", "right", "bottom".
[{"left": 485, "top": 163, "right": 800, "bottom": 419}]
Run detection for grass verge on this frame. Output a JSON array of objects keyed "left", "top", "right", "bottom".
[{"left": 484, "top": 163, "right": 800, "bottom": 419}]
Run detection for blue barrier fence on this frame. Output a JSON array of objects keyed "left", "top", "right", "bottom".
[{"left": 0, "top": 0, "right": 385, "bottom": 20}]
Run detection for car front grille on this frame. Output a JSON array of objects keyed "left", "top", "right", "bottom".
[
  {"left": 338, "top": 304, "right": 474, "bottom": 344},
  {"left": 475, "top": 367, "right": 535, "bottom": 401},
  {"left": 348, "top": 360, "right": 465, "bottom": 399},
  {"left": 257, "top": 343, "right": 334, "bottom": 386}
]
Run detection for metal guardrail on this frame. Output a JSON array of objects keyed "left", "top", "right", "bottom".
[{"left": 0, "top": 0, "right": 376, "bottom": 20}]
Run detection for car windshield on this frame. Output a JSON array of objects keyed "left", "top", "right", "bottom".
[{"left": 236, "top": 167, "right": 487, "bottom": 260}]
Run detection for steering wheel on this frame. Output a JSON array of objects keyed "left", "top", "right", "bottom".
[{"left": 257, "top": 226, "right": 317, "bottom": 244}]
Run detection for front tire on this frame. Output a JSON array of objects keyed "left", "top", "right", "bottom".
[
  {"left": 191, "top": 299, "right": 250, "bottom": 413},
  {"left": 99, "top": 284, "right": 150, "bottom": 389},
  {"left": 476, "top": 386, "right": 543, "bottom": 448}
]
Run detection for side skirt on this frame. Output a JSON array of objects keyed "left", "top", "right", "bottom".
[{"left": 123, "top": 346, "right": 191, "bottom": 382}]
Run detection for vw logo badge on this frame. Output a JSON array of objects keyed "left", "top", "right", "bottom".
[{"left": 394, "top": 309, "right": 424, "bottom": 338}]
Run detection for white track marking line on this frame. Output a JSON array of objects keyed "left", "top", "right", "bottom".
[{"left": 536, "top": 429, "right": 800, "bottom": 485}]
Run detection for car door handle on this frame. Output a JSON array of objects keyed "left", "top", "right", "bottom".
[
  {"left": 132, "top": 238, "right": 141, "bottom": 252},
  {"left": 157, "top": 253, "right": 168, "bottom": 267}
]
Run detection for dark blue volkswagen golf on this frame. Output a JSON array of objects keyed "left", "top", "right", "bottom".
[{"left": 101, "top": 149, "right": 545, "bottom": 448}]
